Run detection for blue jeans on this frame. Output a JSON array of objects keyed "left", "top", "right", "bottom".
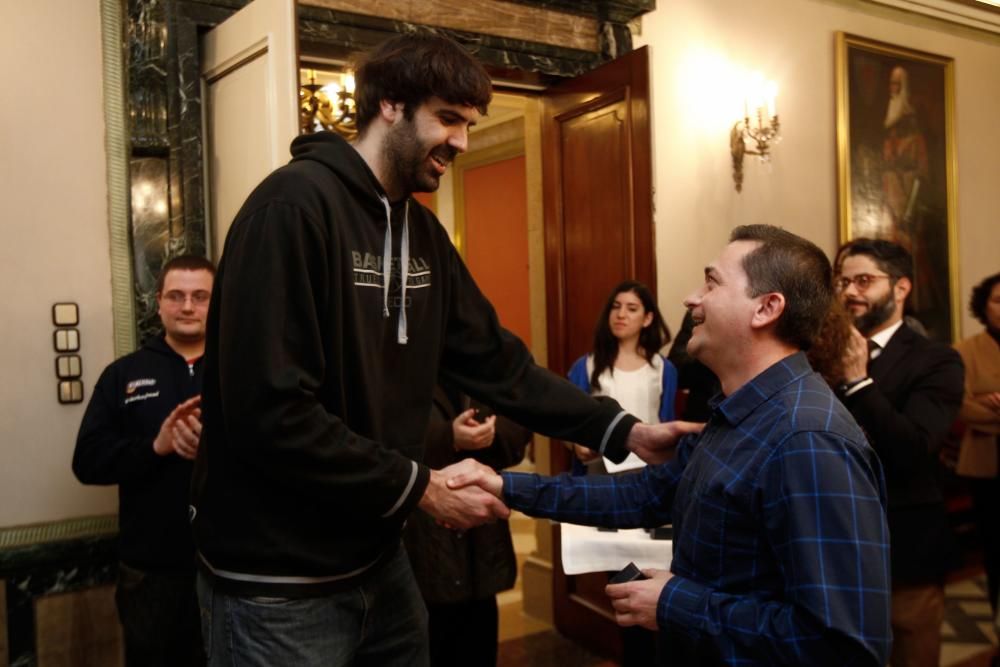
[{"left": 197, "top": 545, "right": 429, "bottom": 666}]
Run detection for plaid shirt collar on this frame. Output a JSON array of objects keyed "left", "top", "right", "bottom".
[{"left": 709, "top": 351, "right": 812, "bottom": 426}]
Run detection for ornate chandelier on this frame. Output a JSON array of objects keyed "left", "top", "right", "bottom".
[{"left": 300, "top": 69, "right": 357, "bottom": 139}]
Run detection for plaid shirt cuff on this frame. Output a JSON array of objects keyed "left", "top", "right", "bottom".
[
  {"left": 658, "top": 575, "right": 709, "bottom": 637},
  {"left": 501, "top": 471, "right": 536, "bottom": 510}
]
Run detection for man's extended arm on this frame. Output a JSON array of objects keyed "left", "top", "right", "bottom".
[
  {"left": 435, "top": 241, "right": 638, "bottom": 463},
  {"left": 450, "top": 432, "right": 701, "bottom": 529},
  {"left": 653, "top": 431, "right": 891, "bottom": 666}
]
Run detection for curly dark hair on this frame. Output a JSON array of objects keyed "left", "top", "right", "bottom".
[
  {"left": 806, "top": 300, "right": 853, "bottom": 387},
  {"left": 353, "top": 33, "right": 492, "bottom": 135},
  {"left": 590, "top": 281, "right": 671, "bottom": 392},
  {"left": 969, "top": 272, "right": 1000, "bottom": 326}
]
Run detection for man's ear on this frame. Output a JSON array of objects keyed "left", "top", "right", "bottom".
[
  {"left": 751, "top": 292, "right": 786, "bottom": 330},
  {"left": 893, "top": 276, "right": 912, "bottom": 305},
  {"left": 379, "top": 99, "right": 403, "bottom": 123}
]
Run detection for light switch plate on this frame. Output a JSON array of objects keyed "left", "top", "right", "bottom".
[
  {"left": 58, "top": 380, "right": 84, "bottom": 404},
  {"left": 53, "top": 329, "right": 81, "bottom": 352},
  {"left": 56, "top": 355, "right": 82, "bottom": 379},
  {"left": 52, "top": 303, "right": 79, "bottom": 326}
]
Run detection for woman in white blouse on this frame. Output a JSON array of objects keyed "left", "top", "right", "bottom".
[
  {"left": 568, "top": 280, "right": 678, "bottom": 474},
  {"left": 566, "top": 280, "right": 678, "bottom": 665}
]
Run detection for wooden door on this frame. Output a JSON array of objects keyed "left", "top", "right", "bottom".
[
  {"left": 542, "top": 46, "right": 654, "bottom": 660},
  {"left": 200, "top": 0, "right": 299, "bottom": 260}
]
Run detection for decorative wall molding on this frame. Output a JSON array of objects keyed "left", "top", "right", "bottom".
[
  {"left": 305, "top": 0, "right": 600, "bottom": 53},
  {"left": 0, "top": 515, "right": 117, "bottom": 551},
  {"left": 867, "top": 0, "right": 1000, "bottom": 34},
  {"left": 101, "top": 0, "right": 137, "bottom": 357}
]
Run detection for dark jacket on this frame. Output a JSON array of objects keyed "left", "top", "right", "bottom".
[
  {"left": 73, "top": 335, "right": 202, "bottom": 572},
  {"left": 192, "top": 131, "right": 637, "bottom": 597},
  {"left": 840, "top": 323, "right": 965, "bottom": 583},
  {"left": 403, "top": 386, "right": 530, "bottom": 603}
]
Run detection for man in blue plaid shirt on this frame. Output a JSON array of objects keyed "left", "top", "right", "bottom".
[{"left": 449, "top": 225, "right": 892, "bottom": 665}]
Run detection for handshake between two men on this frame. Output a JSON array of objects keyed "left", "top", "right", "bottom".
[
  {"left": 415, "top": 418, "right": 705, "bottom": 630},
  {"left": 417, "top": 418, "right": 704, "bottom": 531}
]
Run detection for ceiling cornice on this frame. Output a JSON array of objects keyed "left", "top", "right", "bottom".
[{"left": 866, "top": 0, "right": 1000, "bottom": 34}]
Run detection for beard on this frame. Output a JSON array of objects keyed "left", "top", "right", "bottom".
[
  {"left": 884, "top": 92, "right": 914, "bottom": 129},
  {"left": 382, "top": 116, "right": 456, "bottom": 196},
  {"left": 849, "top": 289, "right": 897, "bottom": 336}
]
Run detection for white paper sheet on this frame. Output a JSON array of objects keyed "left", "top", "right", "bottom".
[
  {"left": 560, "top": 522, "right": 673, "bottom": 575},
  {"left": 602, "top": 451, "right": 646, "bottom": 474}
]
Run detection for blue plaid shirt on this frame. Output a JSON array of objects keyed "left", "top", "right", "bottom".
[{"left": 503, "top": 353, "right": 891, "bottom": 666}]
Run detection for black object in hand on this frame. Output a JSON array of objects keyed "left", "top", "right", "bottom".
[
  {"left": 649, "top": 525, "right": 673, "bottom": 540},
  {"left": 472, "top": 408, "right": 492, "bottom": 423},
  {"left": 609, "top": 562, "right": 649, "bottom": 584}
]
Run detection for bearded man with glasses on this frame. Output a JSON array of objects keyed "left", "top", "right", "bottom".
[
  {"left": 73, "top": 254, "right": 215, "bottom": 666},
  {"left": 834, "top": 237, "right": 964, "bottom": 667}
]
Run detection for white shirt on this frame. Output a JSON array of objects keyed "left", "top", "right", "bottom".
[
  {"left": 587, "top": 355, "right": 663, "bottom": 472},
  {"left": 868, "top": 318, "right": 904, "bottom": 360}
]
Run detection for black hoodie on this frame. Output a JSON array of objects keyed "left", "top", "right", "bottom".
[
  {"left": 73, "top": 335, "right": 202, "bottom": 572},
  {"left": 192, "top": 132, "right": 636, "bottom": 597}
]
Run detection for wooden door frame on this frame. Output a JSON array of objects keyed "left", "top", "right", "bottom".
[
  {"left": 542, "top": 47, "right": 655, "bottom": 378},
  {"left": 540, "top": 46, "right": 655, "bottom": 659}
]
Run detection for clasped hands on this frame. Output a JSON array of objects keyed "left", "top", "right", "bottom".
[
  {"left": 424, "top": 419, "right": 706, "bottom": 531},
  {"left": 153, "top": 396, "right": 202, "bottom": 460},
  {"left": 439, "top": 418, "right": 700, "bottom": 632}
]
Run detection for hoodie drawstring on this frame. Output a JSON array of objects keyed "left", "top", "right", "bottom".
[
  {"left": 378, "top": 196, "right": 410, "bottom": 345},
  {"left": 380, "top": 197, "right": 392, "bottom": 319},
  {"left": 398, "top": 201, "right": 409, "bottom": 345}
]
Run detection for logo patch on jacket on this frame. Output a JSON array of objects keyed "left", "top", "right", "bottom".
[
  {"left": 125, "top": 378, "right": 157, "bottom": 395},
  {"left": 351, "top": 252, "right": 432, "bottom": 290}
]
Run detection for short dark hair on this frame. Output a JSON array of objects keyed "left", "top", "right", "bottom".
[
  {"left": 840, "top": 237, "right": 914, "bottom": 281},
  {"left": 970, "top": 271, "right": 1000, "bottom": 326},
  {"left": 353, "top": 33, "right": 493, "bottom": 135},
  {"left": 156, "top": 255, "right": 216, "bottom": 293},
  {"left": 729, "top": 224, "right": 833, "bottom": 350}
]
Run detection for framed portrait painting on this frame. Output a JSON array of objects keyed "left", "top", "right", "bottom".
[{"left": 835, "top": 32, "right": 958, "bottom": 341}]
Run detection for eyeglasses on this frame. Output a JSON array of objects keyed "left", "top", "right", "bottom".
[
  {"left": 162, "top": 290, "right": 211, "bottom": 306},
  {"left": 834, "top": 273, "right": 892, "bottom": 293}
]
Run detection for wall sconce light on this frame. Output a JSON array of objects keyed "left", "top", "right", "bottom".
[
  {"left": 300, "top": 68, "right": 357, "bottom": 139},
  {"left": 730, "top": 77, "right": 780, "bottom": 192}
]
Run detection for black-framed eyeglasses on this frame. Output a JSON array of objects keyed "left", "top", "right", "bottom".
[{"left": 834, "top": 273, "right": 892, "bottom": 293}]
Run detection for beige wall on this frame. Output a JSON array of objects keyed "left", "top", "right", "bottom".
[
  {"left": 3, "top": 0, "right": 998, "bottom": 530},
  {"left": 0, "top": 1, "right": 118, "bottom": 526},
  {"left": 636, "top": 0, "right": 1000, "bottom": 339}
]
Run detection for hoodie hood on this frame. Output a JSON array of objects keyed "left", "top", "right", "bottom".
[
  {"left": 289, "top": 131, "right": 411, "bottom": 344},
  {"left": 289, "top": 132, "right": 386, "bottom": 215}
]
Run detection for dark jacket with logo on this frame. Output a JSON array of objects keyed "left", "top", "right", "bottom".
[
  {"left": 192, "top": 131, "right": 637, "bottom": 597},
  {"left": 73, "top": 335, "right": 202, "bottom": 572}
]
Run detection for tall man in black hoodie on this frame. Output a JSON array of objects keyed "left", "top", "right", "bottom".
[
  {"left": 74, "top": 255, "right": 214, "bottom": 666},
  {"left": 191, "top": 33, "right": 692, "bottom": 666}
]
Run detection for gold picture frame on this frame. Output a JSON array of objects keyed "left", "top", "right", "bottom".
[{"left": 835, "top": 32, "right": 959, "bottom": 341}]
